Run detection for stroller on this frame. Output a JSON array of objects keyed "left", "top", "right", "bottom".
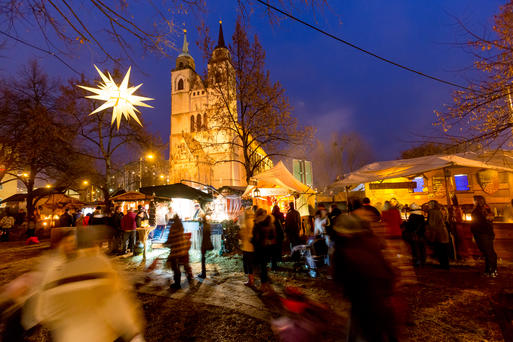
[{"left": 291, "top": 235, "right": 328, "bottom": 278}]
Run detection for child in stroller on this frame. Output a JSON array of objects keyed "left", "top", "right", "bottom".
[{"left": 291, "top": 235, "right": 328, "bottom": 277}]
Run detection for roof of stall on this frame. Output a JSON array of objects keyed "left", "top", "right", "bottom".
[
  {"left": 139, "top": 183, "right": 212, "bottom": 202},
  {"left": 331, "top": 152, "right": 513, "bottom": 188},
  {"left": 110, "top": 191, "right": 169, "bottom": 202},
  {"left": 242, "top": 161, "right": 315, "bottom": 197},
  {"left": 1, "top": 187, "right": 67, "bottom": 203}
]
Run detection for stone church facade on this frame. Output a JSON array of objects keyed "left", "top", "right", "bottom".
[{"left": 169, "top": 23, "right": 269, "bottom": 189}]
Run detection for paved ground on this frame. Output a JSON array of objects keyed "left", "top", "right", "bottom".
[{"left": 0, "top": 240, "right": 512, "bottom": 341}]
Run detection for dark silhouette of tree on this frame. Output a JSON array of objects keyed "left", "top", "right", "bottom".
[
  {"left": 436, "top": 1, "right": 513, "bottom": 150},
  {"left": 0, "top": 61, "right": 79, "bottom": 220}
]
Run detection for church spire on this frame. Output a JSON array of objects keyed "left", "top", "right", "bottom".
[
  {"left": 179, "top": 29, "right": 191, "bottom": 57},
  {"left": 215, "top": 20, "right": 226, "bottom": 49}
]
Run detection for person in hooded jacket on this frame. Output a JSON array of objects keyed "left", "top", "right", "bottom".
[
  {"left": 252, "top": 208, "right": 277, "bottom": 295},
  {"left": 402, "top": 204, "right": 426, "bottom": 267}
]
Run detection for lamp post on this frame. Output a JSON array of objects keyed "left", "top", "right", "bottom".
[{"left": 139, "top": 153, "right": 155, "bottom": 188}]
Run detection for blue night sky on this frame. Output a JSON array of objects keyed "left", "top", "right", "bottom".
[{"left": 0, "top": 0, "right": 506, "bottom": 161}]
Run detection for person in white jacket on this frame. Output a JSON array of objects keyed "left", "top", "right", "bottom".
[{"left": 21, "top": 231, "right": 146, "bottom": 342}]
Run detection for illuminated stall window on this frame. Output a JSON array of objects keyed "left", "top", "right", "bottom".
[
  {"left": 413, "top": 176, "right": 425, "bottom": 193},
  {"left": 454, "top": 174, "right": 470, "bottom": 191}
]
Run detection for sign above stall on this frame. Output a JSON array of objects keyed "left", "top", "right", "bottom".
[{"left": 369, "top": 182, "right": 416, "bottom": 190}]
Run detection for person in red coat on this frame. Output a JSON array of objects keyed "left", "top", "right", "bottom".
[
  {"left": 381, "top": 201, "right": 402, "bottom": 238},
  {"left": 120, "top": 208, "right": 137, "bottom": 255}
]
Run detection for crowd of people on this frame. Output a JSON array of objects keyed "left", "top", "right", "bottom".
[{"left": 0, "top": 195, "right": 502, "bottom": 341}]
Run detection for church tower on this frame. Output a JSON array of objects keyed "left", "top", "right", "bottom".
[{"left": 169, "top": 23, "right": 246, "bottom": 189}]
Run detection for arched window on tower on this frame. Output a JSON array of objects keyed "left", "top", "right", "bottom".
[
  {"left": 190, "top": 115, "right": 195, "bottom": 132},
  {"left": 203, "top": 113, "right": 207, "bottom": 130},
  {"left": 196, "top": 114, "right": 202, "bottom": 131},
  {"left": 177, "top": 79, "right": 184, "bottom": 91}
]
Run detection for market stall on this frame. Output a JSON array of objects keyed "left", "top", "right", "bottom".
[
  {"left": 139, "top": 183, "right": 221, "bottom": 255},
  {"left": 329, "top": 151, "right": 513, "bottom": 215},
  {"left": 243, "top": 161, "right": 316, "bottom": 217}
]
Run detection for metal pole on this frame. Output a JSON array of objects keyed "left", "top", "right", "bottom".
[{"left": 139, "top": 157, "right": 143, "bottom": 189}]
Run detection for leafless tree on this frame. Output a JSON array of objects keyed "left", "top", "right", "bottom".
[
  {"left": 310, "top": 132, "right": 374, "bottom": 188},
  {"left": 0, "top": 61, "right": 79, "bottom": 219},
  {"left": 435, "top": 1, "right": 513, "bottom": 150}
]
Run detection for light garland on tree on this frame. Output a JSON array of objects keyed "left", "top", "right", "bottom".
[{"left": 78, "top": 65, "right": 153, "bottom": 129}]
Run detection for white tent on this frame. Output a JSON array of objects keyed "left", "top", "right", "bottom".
[
  {"left": 331, "top": 152, "right": 513, "bottom": 188},
  {"left": 243, "top": 161, "right": 315, "bottom": 197}
]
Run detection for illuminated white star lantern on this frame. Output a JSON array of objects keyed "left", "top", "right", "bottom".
[{"left": 78, "top": 65, "right": 154, "bottom": 129}]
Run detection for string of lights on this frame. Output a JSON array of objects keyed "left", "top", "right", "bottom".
[
  {"left": 0, "top": 29, "right": 81, "bottom": 76},
  {"left": 256, "top": 0, "right": 472, "bottom": 91}
]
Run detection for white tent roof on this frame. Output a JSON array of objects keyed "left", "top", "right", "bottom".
[
  {"left": 331, "top": 152, "right": 513, "bottom": 188},
  {"left": 243, "top": 161, "right": 315, "bottom": 197}
]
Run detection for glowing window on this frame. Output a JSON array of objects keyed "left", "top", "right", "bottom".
[
  {"left": 413, "top": 177, "right": 424, "bottom": 193},
  {"left": 454, "top": 174, "right": 470, "bottom": 191},
  {"left": 177, "top": 79, "right": 184, "bottom": 90}
]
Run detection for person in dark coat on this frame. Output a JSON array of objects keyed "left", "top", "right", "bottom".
[
  {"left": 361, "top": 197, "right": 381, "bottom": 222},
  {"left": 285, "top": 202, "right": 301, "bottom": 248},
  {"left": 198, "top": 215, "right": 213, "bottom": 279},
  {"left": 426, "top": 200, "right": 450, "bottom": 269},
  {"left": 402, "top": 204, "right": 426, "bottom": 267},
  {"left": 58, "top": 209, "right": 73, "bottom": 227},
  {"left": 332, "top": 208, "right": 399, "bottom": 342},
  {"left": 253, "top": 208, "right": 277, "bottom": 295},
  {"left": 109, "top": 206, "right": 124, "bottom": 254},
  {"left": 271, "top": 205, "right": 285, "bottom": 270},
  {"left": 135, "top": 205, "right": 148, "bottom": 227},
  {"left": 471, "top": 195, "right": 497, "bottom": 277}
]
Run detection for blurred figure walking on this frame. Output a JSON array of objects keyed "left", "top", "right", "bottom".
[
  {"left": 253, "top": 208, "right": 277, "bottom": 295},
  {"left": 17, "top": 231, "right": 145, "bottom": 342},
  {"left": 361, "top": 197, "right": 381, "bottom": 222},
  {"left": 239, "top": 207, "right": 255, "bottom": 286},
  {"left": 332, "top": 206, "right": 399, "bottom": 342},
  {"left": 382, "top": 201, "right": 402, "bottom": 238},
  {"left": 166, "top": 215, "right": 193, "bottom": 289},
  {"left": 471, "top": 195, "right": 498, "bottom": 277},
  {"left": 426, "top": 200, "right": 450, "bottom": 269},
  {"left": 402, "top": 204, "right": 426, "bottom": 267}
]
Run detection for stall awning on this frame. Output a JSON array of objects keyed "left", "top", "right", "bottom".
[
  {"left": 331, "top": 152, "right": 513, "bottom": 188},
  {"left": 110, "top": 191, "right": 169, "bottom": 202},
  {"left": 242, "top": 161, "right": 315, "bottom": 197},
  {"left": 1, "top": 187, "right": 67, "bottom": 204},
  {"left": 139, "top": 183, "right": 212, "bottom": 202}
]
